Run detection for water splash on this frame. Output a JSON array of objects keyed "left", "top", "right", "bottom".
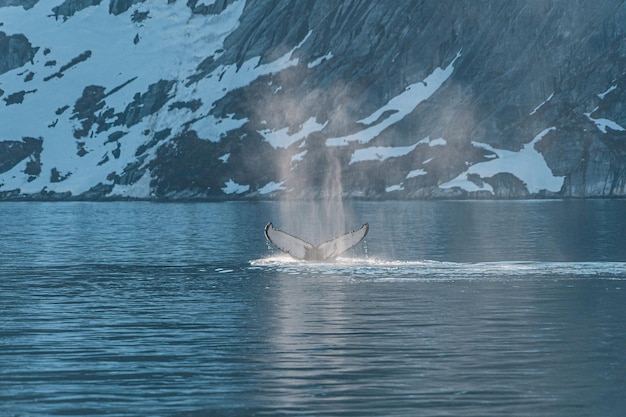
[{"left": 249, "top": 257, "right": 626, "bottom": 281}]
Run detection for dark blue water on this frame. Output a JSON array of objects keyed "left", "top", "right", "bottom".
[{"left": 1, "top": 200, "right": 625, "bottom": 416}]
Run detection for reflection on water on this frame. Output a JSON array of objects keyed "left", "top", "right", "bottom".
[{"left": 1, "top": 200, "right": 626, "bottom": 416}]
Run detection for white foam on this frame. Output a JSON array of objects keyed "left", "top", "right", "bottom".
[{"left": 249, "top": 257, "right": 626, "bottom": 281}]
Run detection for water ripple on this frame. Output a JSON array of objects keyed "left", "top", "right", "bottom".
[{"left": 2, "top": 201, "right": 626, "bottom": 416}]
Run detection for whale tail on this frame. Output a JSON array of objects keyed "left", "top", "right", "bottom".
[{"left": 264, "top": 223, "right": 369, "bottom": 261}]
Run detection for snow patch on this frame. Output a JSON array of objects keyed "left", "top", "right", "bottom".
[
  {"left": 584, "top": 108, "right": 625, "bottom": 134},
  {"left": 219, "top": 153, "right": 230, "bottom": 163},
  {"left": 259, "top": 181, "right": 286, "bottom": 195},
  {"left": 326, "top": 51, "right": 462, "bottom": 146},
  {"left": 194, "top": 114, "right": 249, "bottom": 142},
  {"left": 417, "top": 136, "right": 447, "bottom": 147},
  {"left": 350, "top": 142, "right": 419, "bottom": 164},
  {"left": 439, "top": 128, "right": 564, "bottom": 194},
  {"left": 406, "top": 169, "right": 427, "bottom": 178},
  {"left": 291, "top": 150, "right": 307, "bottom": 162},
  {"left": 258, "top": 118, "right": 328, "bottom": 149},
  {"left": 385, "top": 184, "right": 404, "bottom": 192},
  {"left": 307, "top": 52, "right": 333, "bottom": 68},
  {"left": 598, "top": 85, "right": 617, "bottom": 100},
  {"left": 530, "top": 92, "right": 554, "bottom": 115},
  {"left": 195, "top": 0, "right": 217, "bottom": 7},
  {"left": 222, "top": 179, "right": 249, "bottom": 194}
]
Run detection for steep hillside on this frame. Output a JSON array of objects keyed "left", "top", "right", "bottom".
[{"left": 1, "top": 0, "right": 626, "bottom": 200}]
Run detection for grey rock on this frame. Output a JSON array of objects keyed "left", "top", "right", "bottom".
[
  {"left": 0, "top": 32, "right": 37, "bottom": 75},
  {"left": 108, "top": 0, "right": 144, "bottom": 15},
  {"left": 52, "top": 0, "right": 102, "bottom": 19},
  {"left": 0, "top": 0, "right": 39, "bottom": 10},
  {"left": 0, "top": 137, "right": 42, "bottom": 174}
]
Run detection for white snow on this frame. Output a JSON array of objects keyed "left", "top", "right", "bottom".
[
  {"left": 221, "top": 179, "right": 249, "bottom": 194},
  {"left": 193, "top": 114, "right": 249, "bottom": 142},
  {"left": 598, "top": 85, "right": 617, "bottom": 100},
  {"left": 385, "top": 184, "right": 404, "bottom": 192},
  {"left": 584, "top": 108, "right": 626, "bottom": 134},
  {"left": 530, "top": 92, "right": 554, "bottom": 115},
  {"left": 349, "top": 142, "right": 419, "bottom": 164},
  {"left": 219, "top": 153, "right": 231, "bottom": 163},
  {"left": 258, "top": 181, "right": 286, "bottom": 194},
  {"left": 195, "top": 0, "right": 217, "bottom": 7},
  {"left": 0, "top": 0, "right": 313, "bottom": 197},
  {"left": 588, "top": 117, "right": 626, "bottom": 133},
  {"left": 307, "top": 52, "right": 334, "bottom": 68},
  {"left": 291, "top": 150, "right": 307, "bottom": 162},
  {"left": 439, "top": 127, "right": 564, "bottom": 194},
  {"left": 417, "top": 136, "right": 447, "bottom": 147},
  {"left": 326, "top": 51, "right": 462, "bottom": 146},
  {"left": 258, "top": 118, "right": 328, "bottom": 149},
  {"left": 406, "top": 169, "right": 427, "bottom": 178}
]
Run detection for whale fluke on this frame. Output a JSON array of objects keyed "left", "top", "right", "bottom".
[{"left": 264, "top": 222, "right": 369, "bottom": 261}]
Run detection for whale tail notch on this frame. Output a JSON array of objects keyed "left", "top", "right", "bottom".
[{"left": 264, "top": 223, "right": 369, "bottom": 261}]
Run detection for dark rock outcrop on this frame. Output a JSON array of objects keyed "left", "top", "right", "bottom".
[
  {"left": 51, "top": 0, "right": 102, "bottom": 19},
  {"left": 0, "top": 136, "right": 42, "bottom": 175},
  {"left": 0, "top": 0, "right": 39, "bottom": 10},
  {"left": 0, "top": 31, "right": 37, "bottom": 75}
]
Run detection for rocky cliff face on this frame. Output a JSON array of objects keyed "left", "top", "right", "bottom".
[{"left": 1, "top": 0, "right": 626, "bottom": 200}]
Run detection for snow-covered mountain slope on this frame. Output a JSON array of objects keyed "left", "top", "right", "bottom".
[{"left": 1, "top": 0, "right": 626, "bottom": 200}]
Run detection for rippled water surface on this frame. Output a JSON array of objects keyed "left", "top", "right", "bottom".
[{"left": 1, "top": 200, "right": 626, "bottom": 416}]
